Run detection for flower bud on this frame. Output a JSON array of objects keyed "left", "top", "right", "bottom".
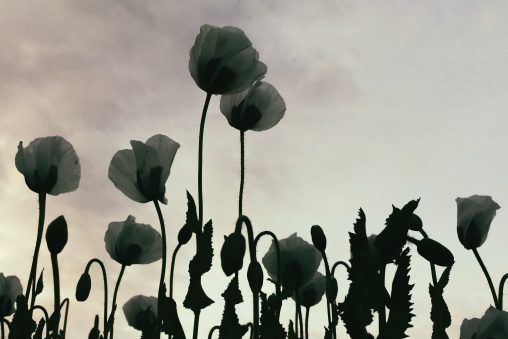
[
  {"left": 247, "top": 261, "right": 264, "bottom": 294},
  {"left": 45, "top": 215, "right": 68, "bottom": 255},
  {"left": 408, "top": 214, "right": 423, "bottom": 232},
  {"left": 311, "top": 225, "right": 327, "bottom": 251},
  {"left": 177, "top": 224, "right": 192, "bottom": 245},
  {"left": 417, "top": 238, "right": 454, "bottom": 267},
  {"left": 326, "top": 277, "right": 338, "bottom": 302},
  {"left": 76, "top": 272, "right": 92, "bottom": 302},
  {"left": 220, "top": 232, "right": 246, "bottom": 276},
  {"left": 456, "top": 195, "right": 500, "bottom": 249}
]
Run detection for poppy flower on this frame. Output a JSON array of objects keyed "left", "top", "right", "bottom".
[
  {"left": 108, "top": 134, "right": 179, "bottom": 204},
  {"left": 0, "top": 273, "right": 23, "bottom": 317},
  {"left": 104, "top": 216, "right": 162, "bottom": 266},
  {"left": 220, "top": 81, "right": 286, "bottom": 132},
  {"left": 456, "top": 195, "right": 500, "bottom": 249},
  {"left": 292, "top": 271, "right": 326, "bottom": 308},
  {"left": 15, "top": 136, "right": 80, "bottom": 195},
  {"left": 189, "top": 24, "right": 267, "bottom": 95},
  {"left": 460, "top": 306, "right": 508, "bottom": 339},
  {"left": 262, "top": 233, "right": 322, "bottom": 292},
  {"left": 122, "top": 295, "right": 158, "bottom": 331}
]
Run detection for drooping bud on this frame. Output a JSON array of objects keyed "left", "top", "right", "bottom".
[
  {"left": 247, "top": 261, "right": 264, "bottom": 294},
  {"left": 417, "top": 238, "right": 454, "bottom": 267},
  {"left": 326, "top": 277, "right": 338, "bottom": 302},
  {"left": 311, "top": 225, "right": 327, "bottom": 251},
  {"left": 177, "top": 224, "right": 192, "bottom": 245},
  {"left": 76, "top": 272, "right": 92, "bottom": 302},
  {"left": 408, "top": 213, "right": 423, "bottom": 232},
  {"left": 45, "top": 215, "right": 68, "bottom": 255},
  {"left": 220, "top": 232, "right": 246, "bottom": 276}
]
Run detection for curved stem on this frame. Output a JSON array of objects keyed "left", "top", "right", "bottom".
[
  {"left": 239, "top": 131, "right": 245, "bottom": 218},
  {"left": 85, "top": 258, "right": 109, "bottom": 333},
  {"left": 26, "top": 193, "right": 47, "bottom": 308},
  {"left": 207, "top": 325, "right": 220, "bottom": 339},
  {"left": 198, "top": 92, "right": 212, "bottom": 226},
  {"left": 499, "top": 273, "right": 508, "bottom": 310},
  {"left": 31, "top": 305, "right": 50, "bottom": 338},
  {"left": 418, "top": 230, "right": 437, "bottom": 285},
  {"left": 473, "top": 248, "right": 499, "bottom": 308},
  {"left": 321, "top": 251, "right": 333, "bottom": 335},
  {"left": 170, "top": 243, "right": 182, "bottom": 299},
  {"left": 108, "top": 265, "right": 126, "bottom": 339},
  {"left": 50, "top": 253, "right": 61, "bottom": 334},
  {"left": 254, "top": 231, "right": 281, "bottom": 297},
  {"left": 154, "top": 200, "right": 168, "bottom": 329},
  {"left": 60, "top": 298, "right": 70, "bottom": 337},
  {"left": 331, "top": 260, "right": 351, "bottom": 277},
  {"left": 305, "top": 307, "right": 310, "bottom": 339}
]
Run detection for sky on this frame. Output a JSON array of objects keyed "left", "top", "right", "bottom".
[{"left": 1, "top": 0, "right": 508, "bottom": 337}]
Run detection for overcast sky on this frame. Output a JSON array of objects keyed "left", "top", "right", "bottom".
[{"left": 1, "top": 0, "right": 508, "bottom": 337}]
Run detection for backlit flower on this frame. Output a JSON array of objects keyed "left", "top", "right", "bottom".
[
  {"left": 189, "top": 24, "right": 267, "bottom": 95},
  {"left": 123, "top": 295, "right": 158, "bottom": 331},
  {"left": 460, "top": 306, "right": 508, "bottom": 339},
  {"left": 220, "top": 81, "right": 286, "bottom": 132},
  {"left": 262, "top": 233, "right": 321, "bottom": 292},
  {"left": 15, "top": 136, "right": 80, "bottom": 195},
  {"left": 108, "top": 134, "right": 179, "bottom": 204},
  {"left": 456, "top": 195, "right": 500, "bottom": 249},
  {"left": 0, "top": 273, "right": 23, "bottom": 317},
  {"left": 104, "top": 216, "right": 162, "bottom": 266},
  {"left": 292, "top": 271, "right": 326, "bottom": 308}
]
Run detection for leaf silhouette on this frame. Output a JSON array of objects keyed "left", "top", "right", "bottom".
[
  {"left": 9, "top": 295, "right": 36, "bottom": 339},
  {"left": 35, "top": 269, "right": 44, "bottom": 296},
  {"left": 287, "top": 320, "right": 298, "bottom": 339},
  {"left": 430, "top": 265, "right": 452, "bottom": 339},
  {"left": 378, "top": 247, "right": 414, "bottom": 339},
  {"left": 160, "top": 286, "right": 186, "bottom": 339},
  {"left": 259, "top": 292, "right": 286, "bottom": 339},
  {"left": 218, "top": 276, "right": 248, "bottom": 339},
  {"left": 33, "top": 318, "right": 45, "bottom": 339},
  {"left": 186, "top": 191, "right": 200, "bottom": 234},
  {"left": 200, "top": 220, "right": 213, "bottom": 274}
]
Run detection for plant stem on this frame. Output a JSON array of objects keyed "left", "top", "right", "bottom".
[
  {"left": 50, "top": 253, "right": 61, "bottom": 334},
  {"left": 239, "top": 131, "right": 245, "bottom": 217},
  {"left": 295, "top": 288, "right": 304, "bottom": 339},
  {"left": 378, "top": 265, "right": 386, "bottom": 333},
  {"left": 198, "top": 92, "right": 212, "bottom": 226},
  {"left": 331, "top": 261, "right": 351, "bottom": 277},
  {"left": 207, "top": 326, "right": 220, "bottom": 339},
  {"left": 473, "top": 248, "right": 499, "bottom": 308},
  {"left": 419, "top": 230, "right": 438, "bottom": 285},
  {"left": 499, "top": 273, "right": 508, "bottom": 310},
  {"left": 60, "top": 298, "right": 70, "bottom": 338},
  {"left": 31, "top": 305, "right": 50, "bottom": 338},
  {"left": 321, "top": 251, "right": 333, "bottom": 336},
  {"left": 170, "top": 243, "right": 182, "bottom": 299},
  {"left": 193, "top": 311, "right": 201, "bottom": 339},
  {"left": 154, "top": 200, "right": 168, "bottom": 335},
  {"left": 109, "top": 265, "right": 126, "bottom": 339},
  {"left": 26, "top": 193, "right": 46, "bottom": 307},
  {"left": 85, "top": 258, "right": 109, "bottom": 334},
  {"left": 254, "top": 231, "right": 281, "bottom": 297},
  {"left": 305, "top": 307, "right": 310, "bottom": 339}
]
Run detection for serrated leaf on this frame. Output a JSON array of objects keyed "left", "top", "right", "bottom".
[
  {"left": 438, "top": 265, "right": 452, "bottom": 290},
  {"left": 430, "top": 266, "right": 452, "bottom": 339},
  {"left": 186, "top": 191, "right": 200, "bottom": 233},
  {"left": 260, "top": 293, "right": 286, "bottom": 339},
  {"left": 218, "top": 276, "right": 248, "bottom": 339},
  {"left": 35, "top": 269, "right": 44, "bottom": 296},
  {"left": 200, "top": 220, "right": 213, "bottom": 274},
  {"left": 160, "top": 284, "right": 186, "bottom": 339},
  {"left": 378, "top": 247, "right": 414, "bottom": 339}
]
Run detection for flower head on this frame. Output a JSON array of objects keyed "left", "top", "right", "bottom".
[
  {"left": 189, "top": 24, "right": 267, "bottom": 95},
  {"left": 15, "top": 136, "right": 80, "bottom": 195},
  {"left": 104, "top": 216, "right": 162, "bottom": 266},
  {"left": 108, "top": 134, "right": 179, "bottom": 204},
  {"left": 0, "top": 273, "right": 23, "bottom": 317},
  {"left": 456, "top": 195, "right": 500, "bottom": 249},
  {"left": 123, "top": 295, "right": 158, "bottom": 331},
  {"left": 292, "top": 271, "right": 326, "bottom": 308},
  {"left": 220, "top": 81, "right": 286, "bottom": 132},
  {"left": 460, "top": 306, "right": 508, "bottom": 339},
  {"left": 262, "top": 233, "right": 322, "bottom": 292}
]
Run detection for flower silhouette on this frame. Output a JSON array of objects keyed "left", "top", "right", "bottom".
[
  {"left": 108, "top": 134, "right": 179, "bottom": 204},
  {"left": 122, "top": 295, "right": 158, "bottom": 331},
  {"left": 189, "top": 24, "right": 267, "bottom": 95},
  {"left": 0, "top": 273, "right": 23, "bottom": 317},
  {"left": 15, "top": 136, "right": 80, "bottom": 195},
  {"left": 220, "top": 81, "right": 286, "bottom": 132},
  {"left": 292, "top": 271, "right": 326, "bottom": 308},
  {"left": 262, "top": 233, "right": 322, "bottom": 292},
  {"left": 104, "top": 216, "right": 163, "bottom": 266},
  {"left": 460, "top": 306, "right": 508, "bottom": 339},
  {"left": 456, "top": 195, "right": 500, "bottom": 249}
]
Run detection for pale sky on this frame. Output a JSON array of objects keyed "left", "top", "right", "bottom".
[{"left": 1, "top": 0, "right": 508, "bottom": 337}]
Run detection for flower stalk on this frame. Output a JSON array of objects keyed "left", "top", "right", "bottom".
[{"left": 26, "top": 193, "right": 46, "bottom": 308}]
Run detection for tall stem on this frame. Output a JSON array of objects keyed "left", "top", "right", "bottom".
[
  {"left": 378, "top": 265, "right": 386, "bottom": 333},
  {"left": 85, "top": 258, "right": 109, "bottom": 334},
  {"left": 321, "top": 251, "right": 333, "bottom": 337},
  {"left": 193, "top": 311, "right": 201, "bottom": 339},
  {"left": 499, "top": 273, "right": 508, "bottom": 310},
  {"left": 239, "top": 131, "right": 245, "bottom": 217},
  {"left": 305, "top": 307, "right": 310, "bottom": 339},
  {"left": 60, "top": 298, "right": 70, "bottom": 338},
  {"left": 198, "top": 92, "right": 212, "bottom": 226},
  {"left": 254, "top": 231, "right": 281, "bottom": 297},
  {"left": 26, "top": 193, "right": 46, "bottom": 307},
  {"left": 169, "top": 243, "right": 182, "bottom": 299},
  {"left": 154, "top": 201, "right": 168, "bottom": 322},
  {"left": 50, "top": 253, "right": 61, "bottom": 334},
  {"left": 109, "top": 265, "right": 126, "bottom": 339},
  {"left": 295, "top": 288, "right": 304, "bottom": 339},
  {"left": 473, "top": 248, "right": 499, "bottom": 308}
]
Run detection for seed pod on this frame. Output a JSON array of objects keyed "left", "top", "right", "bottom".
[
  {"left": 45, "top": 215, "right": 68, "bottom": 255},
  {"left": 417, "top": 238, "right": 454, "bottom": 267},
  {"left": 220, "top": 232, "right": 246, "bottom": 276},
  {"left": 311, "top": 225, "right": 327, "bottom": 251}
]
